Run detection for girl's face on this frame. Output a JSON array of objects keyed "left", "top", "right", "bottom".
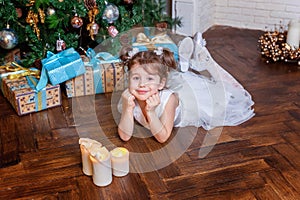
[{"left": 129, "top": 65, "right": 165, "bottom": 101}]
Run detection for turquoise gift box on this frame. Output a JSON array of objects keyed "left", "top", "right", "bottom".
[{"left": 35, "top": 48, "right": 85, "bottom": 91}]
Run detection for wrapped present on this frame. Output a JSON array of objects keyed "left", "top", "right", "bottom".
[
  {"left": 132, "top": 29, "right": 179, "bottom": 61},
  {"left": 35, "top": 47, "right": 85, "bottom": 91},
  {"left": 0, "top": 63, "right": 61, "bottom": 116},
  {"left": 65, "top": 49, "right": 126, "bottom": 97},
  {"left": 1, "top": 48, "right": 21, "bottom": 65}
]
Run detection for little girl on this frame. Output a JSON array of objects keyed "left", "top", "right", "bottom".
[{"left": 117, "top": 47, "right": 254, "bottom": 143}]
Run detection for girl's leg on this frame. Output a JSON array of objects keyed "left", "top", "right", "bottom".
[{"left": 178, "top": 37, "right": 194, "bottom": 72}]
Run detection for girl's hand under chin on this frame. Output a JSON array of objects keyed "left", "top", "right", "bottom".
[
  {"left": 122, "top": 89, "right": 136, "bottom": 111},
  {"left": 145, "top": 93, "right": 161, "bottom": 112}
]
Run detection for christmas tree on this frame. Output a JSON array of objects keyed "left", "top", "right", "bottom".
[{"left": 0, "top": 0, "right": 181, "bottom": 67}]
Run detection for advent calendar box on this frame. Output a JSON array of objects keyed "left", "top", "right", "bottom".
[{"left": 0, "top": 65, "right": 61, "bottom": 116}]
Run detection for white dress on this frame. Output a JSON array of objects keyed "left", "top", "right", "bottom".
[
  {"left": 130, "top": 47, "right": 255, "bottom": 130},
  {"left": 166, "top": 70, "right": 254, "bottom": 130},
  {"left": 131, "top": 89, "right": 181, "bottom": 129}
]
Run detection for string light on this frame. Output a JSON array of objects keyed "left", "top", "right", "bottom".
[{"left": 258, "top": 24, "right": 300, "bottom": 65}]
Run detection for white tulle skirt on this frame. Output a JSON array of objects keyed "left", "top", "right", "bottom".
[{"left": 167, "top": 47, "right": 255, "bottom": 130}]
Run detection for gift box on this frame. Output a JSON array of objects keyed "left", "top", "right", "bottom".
[
  {"left": 0, "top": 64, "right": 61, "bottom": 116},
  {"left": 36, "top": 48, "right": 85, "bottom": 91},
  {"left": 0, "top": 48, "right": 21, "bottom": 65},
  {"left": 132, "top": 29, "right": 179, "bottom": 61},
  {"left": 65, "top": 50, "right": 126, "bottom": 97}
]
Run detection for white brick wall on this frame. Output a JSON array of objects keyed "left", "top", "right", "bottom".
[
  {"left": 174, "top": 0, "right": 300, "bottom": 35},
  {"left": 173, "top": 0, "right": 215, "bottom": 35},
  {"left": 213, "top": 0, "right": 300, "bottom": 31},
  {"left": 196, "top": 0, "right": 215, "bottom": 33}
]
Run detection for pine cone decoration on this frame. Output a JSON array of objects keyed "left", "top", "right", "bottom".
[{"left": 84, "top": 0, "right": 97, "bottom": 10}]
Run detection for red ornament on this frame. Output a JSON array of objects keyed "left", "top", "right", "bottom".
[
  {"left": 16, "top": 8, "right": 23, "bottom": 18},
  {"left": 108, "top": 25, "right": 118, "bottom": 37},
  {"left": 71, "top": 14, "right": 83, "bottom": 28},
  {"left": 56, "top": 39, "right": 66, "bottom": 52},
  {"left": 124, "top": 0, "right": 133, "bottom": 4},
  {"left": 56, "top": 32, "right": 65, "bottom": 52},
  {"left": 119, "top": 34, "right": 130, "bottom": 45},
  {"left": 155, "top": 21, "right": 168, "bottom": 32}
]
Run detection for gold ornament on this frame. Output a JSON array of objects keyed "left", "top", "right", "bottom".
[
  {"left": 38, "top": 8, "right": 45, "bottom": 23},
  {"left": 26, "top": 0, "right": 35, "bottom": 6},
  {"left": 26, "top": 10, "right": 40, "bottom": 39},
  {"left": 86, "top": 21, "right": 99, "bottom": 40},
  {"left": 87, "top": 6, "right": 99, "bottom": 40},
  {"left": 88, "top": 6, "right": 99, "bottom": 22}
]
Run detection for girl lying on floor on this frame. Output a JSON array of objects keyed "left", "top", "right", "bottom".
[{"left": 117, "top": 35, "right": 255, "bottom": 143}]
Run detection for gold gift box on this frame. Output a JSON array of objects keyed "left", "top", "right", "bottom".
[
  {"left": 0, "top": 68, "right": 61, "bottom": 116},
  {"left": 65, "top": 62, "right": 126, "bottom": 97}
]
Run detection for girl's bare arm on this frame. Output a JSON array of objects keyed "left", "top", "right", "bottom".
[
  {"left": 118, "top": 89, "right": 135, "bottom": 141},
  {"left": 146, "top": 93, "right": 178, "bottom": 143}
]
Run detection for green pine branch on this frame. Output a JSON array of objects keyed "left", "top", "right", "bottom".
[{"left": 0, "top": 0, "right": 181, "bottom": 67}]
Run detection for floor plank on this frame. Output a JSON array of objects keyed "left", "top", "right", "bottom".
[{"left": 1, "top": 26, "right": 300, "bottom": 199}]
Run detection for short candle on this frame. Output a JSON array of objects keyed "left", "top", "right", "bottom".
[
  {"left": 90, "top": 147, "right": 112, "bottom": 187},
  {"left": 111, "top": 147, "right": 129, "bottom": 177}
]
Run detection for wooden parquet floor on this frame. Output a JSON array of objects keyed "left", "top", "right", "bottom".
[{"left": 1, "top": 26, "right": 300, "bottom": 200}]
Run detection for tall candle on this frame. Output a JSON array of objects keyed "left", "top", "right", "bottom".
[
  {"left": 111, "top": 147, "right": 129, "bottom": 177},
  {"left": 90, "top": 147, "right": 112, "bottom": 187},
  {"left": 79, "top": 145, "right": 93, "bottom": 176},
  {"left": 79, "top": 138, "right": 102, "bottom": 176},
  {"left": 286, "top": 19, "right": 300, "bottom": 50}
]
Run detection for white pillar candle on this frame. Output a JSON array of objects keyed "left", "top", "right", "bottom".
[
  {"left": 286, "top": 19, "right": 300, "bottom": 50},
  {"left": 111, "top": 147, "right": 129, "bottom": 177},
  {"left": 79, "top": 145, "right": 93, "bottom": 176},
  {"left": 90, "top": 147, "right": 112, "bottom": 187},
  {"left": 79, "top": 138, "right": 102, "bottom": 176}
]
